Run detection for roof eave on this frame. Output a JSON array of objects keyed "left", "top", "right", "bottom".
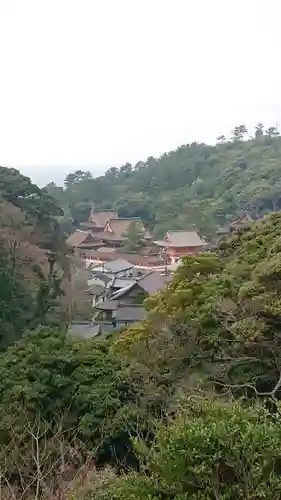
[{"left": 153, "top": 240, "right": 205, "bottom": 248}]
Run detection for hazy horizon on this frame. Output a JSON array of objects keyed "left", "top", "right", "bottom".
[
  {"left": 0, "top": 0, "right": 280, "bottom": 185},
  {"left": 17, "top": 164, "right": 109, "bottom": 186},
  {"left": 15, "top": 118, "right": 281, "bottom": 185}
]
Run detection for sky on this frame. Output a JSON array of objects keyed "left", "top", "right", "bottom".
[{"left": 0, "top": 0, "right": 280, "bottom": 185}]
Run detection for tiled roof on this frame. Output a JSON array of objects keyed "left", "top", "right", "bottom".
[
  {"left": 109, "top": 282, "right": 137, "bottom": 300},
  {"left": 77, "top": 240, "right": 103, "bottom": 249},
  {"left": 87, "top": 284, "right": 105, "bottom": 296},
  {"left": 88, "top": 207, "right": 118, "bottom": 227},
  {"left": 217, "top": 214, "right": 253, "bottom": 235},
  {"left": 154, "top": 231, "right": 205, "bottom": 248},
  {"left": 109, "top": 271, "right": 172, "bottom": 299},
  {"left": 88, "top": 270, "right": 112, "bottom": 283},
  {"left": 83, "top": 251, "right": 116, "bottom": 262},
  {"left": 111, "top": 277, "right": 137, "bottom": 289},
  {"left": 115, "top": 305, "right": 145, "bottom": 322},
  {"left": 137, "top": 271, "right": 172, "bottom": 294},
  {"left": 95, "top": 300, "right": 118, "bottom": 311},
  {"left": 104, "top": 218, "right": 150, "bottom": 240},
  {"left": 230, "top": 213, "right": 253, "bottom": 226},
  {"left": 67, "top": 230, "right": 90, "bottom": 247},
  {"left": 103, "top": 258, "right": 133, "bottom": 273},
  {"left": 125, "top": 254, "right": 164, "bottom": 266}
]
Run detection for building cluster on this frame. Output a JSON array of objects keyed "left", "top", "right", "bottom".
[
  {"left": 67, "top": 208, "right": 255, "bottom": 338},
  {"left": 67, "top": 205, "right": 206, "bottom": 270},
  {"left": 68, "top": 257, "right": 172, "bottom": 337}
]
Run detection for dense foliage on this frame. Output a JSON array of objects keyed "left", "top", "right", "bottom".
[
  {"left": 45, "top": 125, "right": 281, "bottom": 237},
  {"left": 0, "top": 167, "right": 71, "bottom": 348},
  {"left": 4, "top": 160, "right": 281, "bottom": 497},
  {"left": 90, "top": 211, "right": 281, "bottom": 498},
  {"left": 91, "top": 400, "right": 281, "bottom": 499},
  {"left": 111, "top": 212, "right": 281, "bottom": 392},
  {"left": 0, "top": 328, "right": 144, "bottom": 458},
  {"left": 0, "top": 166, "right": 62, "bottom": 227}
]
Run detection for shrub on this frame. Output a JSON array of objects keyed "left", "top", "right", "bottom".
[
  {"left": 91, "top": 398, "right": 281, "bottom": 499},
  {"left": 0, "top": 327, "right": 151, "bottom": 493}
]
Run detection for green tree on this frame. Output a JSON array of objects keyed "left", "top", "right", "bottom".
[
  {"left": 0, "top": 327, "right": 148, "bottom": 471},
  {"left": 0, "top": 201, "right": 61, "bottom": 347},
  {"left": 64, "top": 170, "right": 93, "bottom": 188},
  {"left": 0, "top": 240, "right": 34, "bottom": 348},
  {"left": 105, "top": 166, "right": 119, "bottom": 177},
  {"left": 0, "top": 166, "right": 63, "bottom": 226},
  {"left": 118, "top": 163, "right": 133, "bottom": 178},
  {"left": 266, "top": 125, "right": 280, "bottom": 138},
  {"left": 123, "top": 221, "right": 145, "bottom": 252},
  {"left": 231, "top": 124, "right": 248, "bottom": 142},
  {"left": 44, "top": 181, "right": 64, "bottom": 203},
  {"left": 216, "top": 134, "right": 227, "bottom": 144},
  {"left": 92, "top": 400, "right": 281, "bottom": 499},
  {"left": 46, "top": 127, "right": 281, "bottom": 239},
  {"left": 254, "top": 121, "right": 264, "bottom": 139}
]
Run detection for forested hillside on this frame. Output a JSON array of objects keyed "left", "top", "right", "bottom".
[
  {"left": 0, "top": 166, "right": 71, "bottom": 347},
  {"left": 4, "top": 157, "right": 281, "bottom": 498},
  {"left": 2, "top": 209, "right": 281, "bottom": 497},
  {"left": 87, "top": 210, "right": 281, "bottom": 498},
  {"left": 45, "top": 124, "right": 281, "bottom": 237}
]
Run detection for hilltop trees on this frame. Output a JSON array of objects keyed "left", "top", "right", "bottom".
[
  {"left": 46, "top": 123, "right": 281, "bottom": 238},
  {"left": 0, "top": 166, "right": 62, "bottom": 226},
  {"left": 255, "top": 121, "right": 264, "bottom": 138},
  {"left": 231, "top": 124, "right": 248, "bottom": 142},
  {"left": 266, "top": 125, "right": 280, "bottom": 138},
  {"left": 216, "top": 134, "right": 227, "bottom": 144}
]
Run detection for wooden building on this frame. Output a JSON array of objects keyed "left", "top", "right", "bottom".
[
  {"left": 217, "top": 214, "right": 254, "bottom": 236},
  {"left": 154, "top": 230, "right": 206, "bottom": 264},
  {"left": 66, "top": 206, "right": 165, "bottom": 270},
  {"left": 80, "top": 205, "right": 118, "bottom": 232}
]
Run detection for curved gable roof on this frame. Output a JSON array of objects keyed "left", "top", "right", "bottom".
[
  {"left": 154, "top": 231, "right": 205, "bottom": 248},
  {"left": 104, "top": 218, "right": 150, "bottom": 239},
  {"left": 88, "top": 208, "right": 118, "bottom": 227},
  {"left": 67, "top": 230, "right": 90, "bottom": 247}
]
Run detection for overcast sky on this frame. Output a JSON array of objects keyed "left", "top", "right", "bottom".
[{"left": 0, "top": 0, "right": 280, "bottom": 184}]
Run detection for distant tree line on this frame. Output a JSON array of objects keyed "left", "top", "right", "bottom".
[
  {"left": 217, "top": 122, "right": 280, "bottom": 144},
  {"left": 44, "top": 123, "right": 281, "bottom": 239}
]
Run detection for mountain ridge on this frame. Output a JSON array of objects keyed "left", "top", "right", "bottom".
[{"left": 44, "top": 125, "right": 281, "bottom": 238}]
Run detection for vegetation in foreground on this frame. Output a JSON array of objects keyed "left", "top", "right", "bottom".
[
  {"left": 3, "top": 161, "right": 281, "bottom": 497},
  {"left": 0, "top": 166, "right": 71, "bottom": 348},
  {"left": 1, "top": 209, "right": 281, "bottom": 497},
  {"left": 91, "top": 400, "right": 281, "bottom": 499}
]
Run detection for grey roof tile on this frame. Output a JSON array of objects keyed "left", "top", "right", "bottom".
[
  {"left": 95, "top": 300, "right": 118, "bottom": 311},
  {"left": 103, "top": 258, "right": 133, "bottom": 274},
  {"left": 137, "top": 271, "right": 171, "bottom": 294},
  {"left": 115, "top": 305, "right": 145, "bottom": 322}
]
